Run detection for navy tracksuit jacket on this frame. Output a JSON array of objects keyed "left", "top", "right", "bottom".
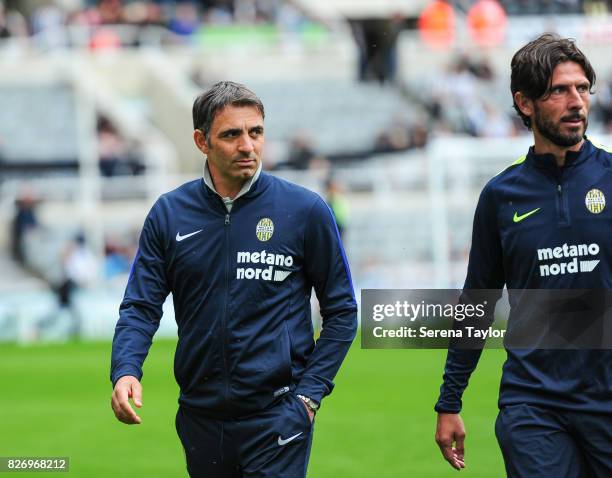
[
  {"left": 111, "top": 172, "right": 357, "bottom": 419},
  {"left": 436, "top": 138, "right": 612, "bottom": 414}
]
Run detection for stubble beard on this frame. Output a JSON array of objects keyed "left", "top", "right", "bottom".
[{"left": 534, "top": 106, "right": 588, "bottom": 148}]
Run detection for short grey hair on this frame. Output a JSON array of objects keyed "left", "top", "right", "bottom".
[{"left": 192, "top": 81, "right": 265, "bottom": 140}]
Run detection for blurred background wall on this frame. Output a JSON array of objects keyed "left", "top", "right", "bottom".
[{"left": 1, "top": 0, "right": 611, "bottom": 342}]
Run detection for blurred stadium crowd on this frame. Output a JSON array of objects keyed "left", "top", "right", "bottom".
[
  {"left": 0, "top": 0, "right": 314, "bottom": 43},
  {"left": 2, "top": 0, "right": 611, "bottom": 42},
  {"left": 1, "top": 0, "right": 612, "bottom": 341}
]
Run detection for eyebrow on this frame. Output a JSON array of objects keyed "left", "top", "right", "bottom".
[
  {"left": 550, "top": 80, "right": 590, "bottom": 89},
  {"left": 218, "top": 125, "right": 264, "bottom": 137}
]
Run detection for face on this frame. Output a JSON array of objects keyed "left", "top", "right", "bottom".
[
  {"left": 521, "top": 62, "right": 590, "bottom": 148},
  {"left": 195, "top": 105, "right": 264, "bottom": 187}
]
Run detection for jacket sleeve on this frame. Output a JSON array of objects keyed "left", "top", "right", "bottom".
[
  {"left": 294, "top": 197, "right": 358, "bottom": 405},
  {"left": 435, "top": 183, "right": 504, "bottom": 413},
  {"left": 110, "top": 203, "right": 170, "bottom": 386}
]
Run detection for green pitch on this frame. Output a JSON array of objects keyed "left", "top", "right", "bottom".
[{"left": 0, "top": 339, "right": 505, "bottom": 477}]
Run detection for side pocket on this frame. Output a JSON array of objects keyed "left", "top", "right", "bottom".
[{"left": 290, "top": 393, "right": 313, "bottom": 429}]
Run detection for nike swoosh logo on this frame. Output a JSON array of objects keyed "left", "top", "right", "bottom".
[
  {"left": 278, "top": 432, "right": 302, "bottom": 446},
  {"left": 513, "top": 208, "right": 541, "bottom": 223},
  {"left": 176, "top": 229, "right": 203, "bottom": 241}
]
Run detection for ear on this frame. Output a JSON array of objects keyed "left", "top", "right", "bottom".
[
  {"left": 193, "top": 129, "right": 210, "bottom": 155},
  {"left": 514, "top": 91, "right": 534, "bottom": 119}
]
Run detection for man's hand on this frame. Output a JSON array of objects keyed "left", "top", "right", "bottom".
[
  {"left": 111, "top": 375, "right": 143, "bottom": 425},
  {"left": 296, "top": 397, "right": 315, "bottom": 423},
  {"left": 301, "top": 401, "right": 315, "bottom": 423},
  {"left": 435, "top": 413, "right": 466, "bottom": 470}
]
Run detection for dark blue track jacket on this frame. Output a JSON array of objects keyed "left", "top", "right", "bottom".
[
  {"left": 436, "top": 138, "right": 612, "bottom": 414},
  {"left": 111, "top": 172, "right": 357, "bottom": 418}
]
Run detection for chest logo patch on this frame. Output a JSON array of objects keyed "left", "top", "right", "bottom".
[
  {"left": 256, "top": 218, "right": 274, "bottom": 241},
  {"left": 585, "top": 189, "right": 605, "bottom": 214},
  {"left": 513, "top": 207, "right": 540, "bottom": 223}
]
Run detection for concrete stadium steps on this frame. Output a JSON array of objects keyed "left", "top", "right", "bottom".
[
  {"left": 246, "top": 80, "right": 412, "bottom": 156},
  {"left": 0, "top": 84, "right": 79, "bottom": 163}
]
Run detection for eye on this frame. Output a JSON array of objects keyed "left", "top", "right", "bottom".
[{"left": 577, "top": 84, "right": 589, "bottom": 94}]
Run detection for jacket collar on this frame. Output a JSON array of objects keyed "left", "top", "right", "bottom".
[
  {"left": 201, "top": 160, "right": 269, "bottom": 206},
  {"left": 526, "top": 137, "right": 594, "bottom": 173},
  {"left": 202, "top": 159, "right": 262, "bottom": 199}
]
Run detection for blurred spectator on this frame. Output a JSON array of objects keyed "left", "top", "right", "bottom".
[
  {"left": 168, "top": 2, "right": 200, "bottom": 36},
  {"left": 374, "top": 117, "right": 412, "bottom": 153},
  {"left": 0, "top": 2, "right": 27, "bottom": 38},
  {"left": 409, "top": 54, "right": 515, "bottom": 139},
  {"left": 11, "top": 190, "right": 39, "bottom": 265},
  {"left": 57, "top": 233, "right": 98, "bottom": 338},
  {"left": 104, "top": 234, "right": 136, "bottom": 279},
  {"left": 31, "top": 4, "right": 67, "bottom": 49},
  {"left": 99, "top": 0, "right": 124, "bottom": 24},
  {"left": 98, "top": 116, "right": 145, "bottom": 176},
  {"left": 283, "top": 133, "right": 319, "bottom": 170},
  {"left": 351, "top": 16, "right": 404, "bottom": 84},
  {"left": 373, "top": 115, "right": 430, "bottom": 154},
  {"left": 36, "top": 232, "right": 98, "bottom": 339}
]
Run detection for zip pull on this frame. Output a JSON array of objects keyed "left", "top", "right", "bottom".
[
  {"left": 225, "top": 214, "right": 230, "bottom": 225},
  {"left": 557, "top": 184, "right": 562, "bottom": 195}
]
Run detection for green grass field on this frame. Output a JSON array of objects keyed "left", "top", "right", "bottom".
[{"left": 0, "top": 339, "right": 506, "bottom": 477}]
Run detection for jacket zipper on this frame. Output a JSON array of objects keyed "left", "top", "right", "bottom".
[
  {"left": 222, "top": 212, "right": 231, "bottom": 400},
  {"left": 556, "top": 183, "right": 570, "bottom": 226}
]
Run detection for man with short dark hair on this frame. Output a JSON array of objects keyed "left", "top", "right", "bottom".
[
  {"left": 110, "top": 81, "right": 357, "bottom": 477},
  {"left": 435, "top": 34, "right": 612, "bottom": 477}
]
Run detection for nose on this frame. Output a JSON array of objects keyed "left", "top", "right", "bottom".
[
  {"left": 237, "top": 133, "right": 254, "bottom": 154},
  {"left": 567, "top": 86, "right": 585, "bottom": 110}
]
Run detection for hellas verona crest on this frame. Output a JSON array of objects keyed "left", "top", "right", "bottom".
[
  {"left": 585, "top": 189, "right": 605, "bottom": 214},
  {"left": 256, "top": 218, "right": 274, "bottom": 241}
]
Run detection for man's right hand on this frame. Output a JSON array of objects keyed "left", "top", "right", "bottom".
[
  {"left": 435, "top": 413, "right": 466, "bottom": 470},
  {"left": 111, "top": 375, "right": 143, "bottom": 425}
]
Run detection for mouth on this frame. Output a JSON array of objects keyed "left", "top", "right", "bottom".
[
  {"left": 235, "top": 157, "right": 257, "bottom": 167},
  {"left": 561, "top": 115, "right": 585, "bottom": 127}
]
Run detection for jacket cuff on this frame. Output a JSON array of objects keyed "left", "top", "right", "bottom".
[
  {"left": 434, "top": 397, "right": 462, "bottom": 414},
  {"left": 294, "top": 375, "right": 333, "bottom": 407}
]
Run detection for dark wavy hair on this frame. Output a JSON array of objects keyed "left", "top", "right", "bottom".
[
  {"left": 510, "top": 33, "right": 596, "bottom": 129},
  {"left": 192, "top": 81, "right": 265, "bottom": 141}
]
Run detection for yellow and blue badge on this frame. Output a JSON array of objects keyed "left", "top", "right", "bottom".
[
  {"left": 256, "top": 218, "right": 274, "bottom": 241},
  {"left": 585, "top": 189, "right": 605, "bottom": 214}
]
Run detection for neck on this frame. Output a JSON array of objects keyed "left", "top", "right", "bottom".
[
  {"left": 206, "top": 164, "right": 246, "bottom": 199},
  {"left": 212, "top": 176, "right": 245, "bottom": 199},
  {"left": 532, "top": 134, "right": 584, "bottom": 167}
]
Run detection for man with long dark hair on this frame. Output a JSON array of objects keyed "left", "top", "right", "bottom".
[{"left": 435, "top": 34, "right": 612, "bottom": 477}]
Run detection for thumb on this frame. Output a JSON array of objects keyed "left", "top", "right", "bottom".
[{"left": 131, "top": 381, "right": 143, "bottom": 408}]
